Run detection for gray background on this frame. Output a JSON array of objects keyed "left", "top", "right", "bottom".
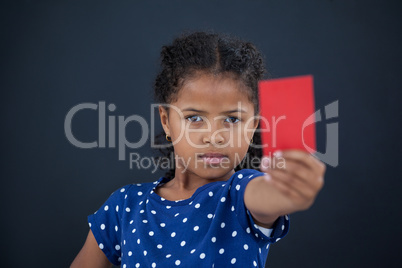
[{"left": 1, "top": 0, "right": 401, "bottom": 267}]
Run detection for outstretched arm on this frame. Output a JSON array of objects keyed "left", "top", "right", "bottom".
[
  {"left": 244, "top": 150, "right": 325, "bottom": 228},
  {"left": 70, "top": 230, "right": 113, "bottom": 268}
]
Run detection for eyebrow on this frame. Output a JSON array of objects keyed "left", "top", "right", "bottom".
[{"left": 182, "top": 108, "right": 247, "bottom": 113}]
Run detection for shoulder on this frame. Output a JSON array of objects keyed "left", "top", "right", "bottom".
[
  {"left": 98, "top": 179, "right": 162, "bottom": 207},
  {"left": 115, "top": 179, "right": 161, "bottom": 198}
]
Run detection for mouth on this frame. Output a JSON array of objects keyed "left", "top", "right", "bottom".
[{"left": 198, "top": 153, "right": 228, "bottom": 165}]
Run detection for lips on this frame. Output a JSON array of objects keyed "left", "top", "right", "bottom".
[
  {"left": 199, "top": 153, "right": 227, "bottom": 158},
  {"left": 198, "top": 153, "right": 228, "bottom": 165}
]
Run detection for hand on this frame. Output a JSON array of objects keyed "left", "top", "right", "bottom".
[{"left": 260, "top": 149, "right": 326, "bottom": 213}]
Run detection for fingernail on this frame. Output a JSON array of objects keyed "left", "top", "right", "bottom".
[
  {"left": 262, "top": 157, "right": 270, "bottom": 167},
  {"left": 264, "top": 173, "right": 271, "bottom": 181}
]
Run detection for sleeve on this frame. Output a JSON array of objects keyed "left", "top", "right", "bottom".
[
  {"left": 230, "top": 169, "right": 290, "bottom": 244},
  {"left": 87, "top": 185, "right": 130, "bottom": 266}
]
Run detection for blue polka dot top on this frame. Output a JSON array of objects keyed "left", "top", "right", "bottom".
[{"left": 88, "top": 169, "right": 289, "bottom": 267}]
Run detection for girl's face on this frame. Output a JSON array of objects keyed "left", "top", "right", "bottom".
[{"left": 159, "top": 73, "right": 259, "bottom": 181}]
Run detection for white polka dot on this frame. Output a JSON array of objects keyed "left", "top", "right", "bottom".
[
  {"left": 255, "top": 233, "right": 259, "bottom": 238},
  {"left": 219, "top": 248, "right": 224, "bottom": 254},
  {"left": 161, "top": 197, "right": 165, "bottom": 201},
  {"left": 282, "top": 224, "right": 285, "bottom": 230},
  {"left": 120, "top": 188, "right": 125, "bottom": 192},
  {"left": 195, "top": 203, "right": 200, "bottom": 208},
  {"left": 123, "top": 265, "right": 126, "bottom": 268},
  {"left": 146, "top": 199, "right": 149, "bottom": 204},
  {"left": 244, "top": 244, "right": 249, "bottom": 250},
  {"left": 194, "top": 226, "right": 199, "bottom": 231},
  {"left": 285, "top": 215, "right": 289, "bottom": 220},
  {"left": 232, "top": 231, "right": 237, "bottom": 237},
  {"left": 276, "top": 238, "right": 281, "bottom": 242},
  {"left": 175, "top": 260, "right": 181, "bottom": 265},
  {"left": 266, "top": 244, "right": 270, "bottom": 249},
  {"left": 99, "top": 243, "right": 104, "bottom": 249},
  {"left": 238, "top": 174, "right": 243, "bottom": 179},
  {"left": 143, "top": 250, "right": 147, "bottom": 256},
  {"left": 138, "top": 191, "right": 143, "bottom": 196},
  {"left": 246, "top": 227, "right": 250, "bottom": 233},
  {"left": 116, "top": 205, "right": 119, "bottom": 212},
  {"left": 149, "top": 231, "right": 154, "bottom": 236},
  {"left": 200, "top": 253, "right": 206, "bottom": 259},
  {"left": 180, "top": 241, "right": 186, "bottom": 246},
  {"left": 166, "top": 206, "right": 171, "bottom": 209},
  {"left": 191, "top": 249, "right": 196, "bottom": 254},
  {"left": 160, "top": 223, "right": 166, "bottom": 227},
  {"left": 166, "top": 254, "right": 171, "bottom": 258},
  {"left": 100, "top": 224, "right": 105, "bottom": 230},
  {"left": 209, "top": 191, "right": 213, "bottom": 197},
  {"left": 236, "top": 185, "right": 240, "bottom": 191},
  {"left": 231, "top": 258, "right": 236, "bottom": 264},
  {"left": 157, "top": 244, "right": 163, "bottom": 249},
  {"left": 115, "top": 245, "right": 120, "bottom": 250},
  {"left": 259, "top": 248, "right": 261, "bottom": 253},
  {"left": 125, "top": 194, "right": 127, "bottom": 199},
  {"left": 115, "top": 226, "right": 118, "bottom": 232},
  {"left": 137, "top": 238, "right": 140, "bottom": 244},
  {"left": 130, "top": 220, "right": 134, "bottom": 224},
  {"left": 207, "top": 214, "right": 213, "bottom": 219},
  {"left": 143, "top": 220, "right": 148, "bottom": 223},
  {"left": 189, "top": 201, "right": 193, "bottom": 205},
  {"left": 183, "top": 218, "right": 188, "bottom": 223},
  {"left": 132, "top": 228, "right": 136, "bottom": 233},
  {"left": 151, "top": 210, "right": 156, "bottom": 214},
  {"left": 123, "top": 240, "right": 126, "bottom": 245},
  {"left": 88, "top": 223, "right": 91, "bottom": 227},
  {"left": 152, "top": 263, "right": 156, "bottom": 268},
  {"left": 139, "top": 201, "right": 143, "bottom": 205},
  {"left": 220, "top": 197, "right": 226, "bottom": 202},
  {"left": 135, "top": 264, "right": 139, "bottom": 268},
  {"left": 140, "top": 209, "right": 144, "bottom": 213},
  {"left": 118, "top": 257, "right": 121, "bottom": 262},
  {"left": 171, "top": 232, "right": 176, "bottom": 237},
  {"left": 211, "top": 237, "right": 216, "bottom": 243},
  {"left": 128, "top": 251, "right": 132, "bottom": 256},
  {"left": 104, "top": 205, "right": 109, "bottom": 211},
  {"left": 253, "top": 260, "right": 257, "bottom": 266},
  {"left": 174, "top": 213, "right": 179, "bottom": 217},
  {"left": 221, "top": 222, "right": 225, "bottom": 228}
]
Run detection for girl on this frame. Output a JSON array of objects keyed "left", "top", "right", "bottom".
[{"left": 71, "top": 31, "right": 325, "bottom": 268}]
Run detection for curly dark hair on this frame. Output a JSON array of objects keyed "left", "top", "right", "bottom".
[{"left": 153, "top": 31, "right": 267, "bottom": 180}]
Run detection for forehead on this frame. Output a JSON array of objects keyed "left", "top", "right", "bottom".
[{"left": 172, "top": 74, "right": 254, "bottom": 113}]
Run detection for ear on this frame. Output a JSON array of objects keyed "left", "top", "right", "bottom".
[
  {"left": 249, "top": 114, "right": 260, "bottom": 139},
  {"left": 159, "top": 105, "right": 170, "bottom": 135},
  {"left": 252, "top": 114, "right": 260, "bottom": 130}
]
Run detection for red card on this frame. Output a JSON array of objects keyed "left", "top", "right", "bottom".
[{"left": 258, "top": 75, "right": 317, "bottom": 157}]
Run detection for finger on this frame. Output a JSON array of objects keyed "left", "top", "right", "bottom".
[
  {"left": 259, "top": 156, "right": 271, "bottom": 172},
  {"left": 274, "top": 150, "right": 326, "bottom": 175},
  {"left": 272, "top": 159, "right": 322, "bottom": 190},
  {"left": 274, "top": 150, "right": 325, "bottom": 173},
  {"left": 265, "top": 169, "right": 317, "bottom": 201}
]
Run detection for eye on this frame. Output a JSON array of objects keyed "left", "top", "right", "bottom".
[
  {"left": 186, "top": 115, "right": 203, "bottom": 122},
  {"left": 225, "top": 116, "right": 240, "bottom": 124}
]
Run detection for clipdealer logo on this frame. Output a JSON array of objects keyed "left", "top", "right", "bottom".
[{"left": 64, "top": 100, "right": 339, "bottom": 169}]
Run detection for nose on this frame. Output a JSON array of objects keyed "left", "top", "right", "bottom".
[{"left": 202, "top": 120, "right": 225, "bottom": 145}]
